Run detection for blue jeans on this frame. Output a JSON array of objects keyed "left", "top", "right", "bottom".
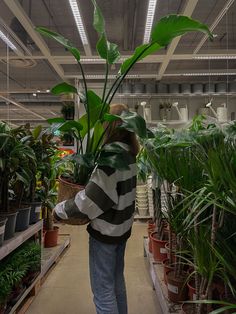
[{"left": 89, "top": 236, "right": 128, "bottom": 314}]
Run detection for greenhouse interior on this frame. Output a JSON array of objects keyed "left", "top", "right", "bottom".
[{"left": 0, "top": 0, "right": 236, "bottom": 313}]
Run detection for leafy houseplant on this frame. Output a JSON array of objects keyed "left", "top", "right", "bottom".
[
  {"left": 35, "top": 0, "right": 213, "bottom": 197},
  {"left": 0, "top": 122, "right": 36, "bottom": 239},
  {"left": 61, "top": 102, "right": 75, "bottom": 120}
]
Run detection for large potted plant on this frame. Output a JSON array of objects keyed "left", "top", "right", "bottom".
[{"left": 35, "top": 1, "right": 213, "bottom": 199}]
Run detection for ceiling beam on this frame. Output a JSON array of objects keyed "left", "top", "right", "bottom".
[
  {"left": 0, "top": 94, "right": 46, "bottom": 120},
  {"left": 4, "top": 0, "right": 65, "bottom": 81},
  {"left": 157, "top": 0, "right": 199, "bottom": 80},
  {"left": 194, "top": 0, "right": 235, "bottom": 54}
]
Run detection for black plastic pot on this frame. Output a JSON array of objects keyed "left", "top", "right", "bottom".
[
  {"left": 22, "top": 202, "right": 41, "bottom": 224},
  {"left": 0, "top": 217, "right": 7, "bottom": 246},
  {"left": 0, "top": 212, "right": 18, "bottom": 240},
  {"left": 15, "top": 207, "right": 31, "bottom": 232}
]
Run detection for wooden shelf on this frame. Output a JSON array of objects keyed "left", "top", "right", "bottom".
[{"left": 0, "top": 220, "right": 43, "bottom": 261}]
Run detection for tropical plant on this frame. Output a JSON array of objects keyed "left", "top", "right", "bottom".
[
  {"left": 35, "top": 1, "right": 213, "bottom": 185},
  {"left": 0, "top": 122, "right": 36, "bottom": 213}
]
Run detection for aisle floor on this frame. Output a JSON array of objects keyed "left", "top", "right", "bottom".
[{"left": 26, "top": 223, "right": 162, "bottom": 314}]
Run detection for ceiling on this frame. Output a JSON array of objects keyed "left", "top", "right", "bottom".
[{"left": 0, "top": 0, "right": 235, "bottom": 125}]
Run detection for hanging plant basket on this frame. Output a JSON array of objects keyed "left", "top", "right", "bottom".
[{"left": 57, "top": 176, "right": 84, "bottom": 203}]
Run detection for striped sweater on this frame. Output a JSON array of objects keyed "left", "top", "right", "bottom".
[{"left": 55, "top": 145, "right": 137, "bottom": 244}]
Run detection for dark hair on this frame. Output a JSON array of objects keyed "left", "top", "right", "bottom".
[{"left": 103, "top": 104, "right": 140, "bottom": 156}]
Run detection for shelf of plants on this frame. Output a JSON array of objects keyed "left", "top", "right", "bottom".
[
  {"left": 143, "top": 237, "right": 181, "bottom": 314},
  {"left": 142, "top": 115, "right": 236, "bottom": 313},
  {"left": 0, "top": 220, "right": 43, "bottom": 261}
]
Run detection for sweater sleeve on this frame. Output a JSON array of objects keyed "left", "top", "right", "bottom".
[{"left": 56, "top": 165, "right": 118, "bottom": 220}]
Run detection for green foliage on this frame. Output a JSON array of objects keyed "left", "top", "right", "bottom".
[{"left": 35, "top": 1, "right": 212, "bottom": 185}]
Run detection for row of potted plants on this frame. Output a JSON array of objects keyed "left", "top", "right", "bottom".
[
  {"left": 144, "top": 116, "right": 236, "bottom": 313},
  {"left": 0, "top": 240, "right": 41, "bottom": 314},
  {"left": 0, "top": 122, "right": 61, "bottom": 248}
]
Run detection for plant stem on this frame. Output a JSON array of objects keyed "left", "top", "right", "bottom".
[
  {"left": 107, "top": 43, "right": 153, "bottom": 105},
  {"left": 102, "top": 62, "right": 109, "bottom": 104},
  {"left": 78, "top": 62, "right": 90, "bottom": 152}
]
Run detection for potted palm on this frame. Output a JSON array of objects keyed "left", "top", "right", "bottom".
[{"left": 35, "top": 0, "right": 213, "bottom": 199}]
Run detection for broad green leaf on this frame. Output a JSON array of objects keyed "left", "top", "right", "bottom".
[
  {"left": 120, "top": 43, "right": 161, "bottom": 74},
  {"left": 47, "top": 118, "right": 65, "bottom": 124},
  {"left": 51, "top": 82, "right": 77, "bottom": 95},
  {"left": 92, "top": 0, "right": 120, "bottom": 64},
  {"left": 35, "top": 27, "right": 80, "bottom": 62},
  {"left": 58, "top": 120, "right": 83, "bottom": 133},
  {"left": 91, "top": 121, "right": 104, "bottom": 153},
  {"left": 120, "top": 111, "right": 147, "bottom": 139},
  {"left": 103, "top": 113, "right": 120, "bottom": 122},
  {"left": 91, "top": 0, "right": 105, "bottom": 34},
  {"left": 72, "top": 153, "right": 94, "bottom": 168},
  {"left": 32, "top": 125, "right": 42, "bottom": 139},
  {"left": 96, "top": 33, "right": 120, "bottom": 64},
  {"left": 151, "top": 15, "right": 213, "bottom": 46}
]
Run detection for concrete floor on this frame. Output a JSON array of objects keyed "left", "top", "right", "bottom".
[{"left": 26, "top": 223, "right": 162, "bottom": 314}]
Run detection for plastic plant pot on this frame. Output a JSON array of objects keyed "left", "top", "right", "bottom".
[
  {"left": 15, "top": 207, "right": 31, "bottom": 232},
  {"left": 150, "top": 231, "right": 168, "bottom": 262},
  {"left": 187, "top": 281, "right": 196, "bottom": 300},
  {"left": 44, "top": 226, "right": 59, "bottom": 248},
  {"left": 0, "top": 217, "right": 7, "bottom": 246},
  {"left": 162, "top": 258, "right": 174, "bottom": 285},
  {"left": 0, "top": 212, "right": 18, "bottom": 240},
  {"left": 166, "top": 270, "right": 188, "bottom": 303}
]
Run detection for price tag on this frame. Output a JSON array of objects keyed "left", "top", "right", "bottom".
[
  {"left": 35, "top": 206, "right": 41, "bottom": 213},
  {"left": 168, "top": 283, "right": 178, "bottom": 294},
  {"left": 160, "top": 248, "right": 167, "bottom": 254},
  {"left": 0, "top": 225, "right": 5, "bottom": 234}
]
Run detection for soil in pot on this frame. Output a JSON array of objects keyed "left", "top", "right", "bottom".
[
  {"left": 0, "top": 217, "right": 7, "bottom": 246},
  {"left": 166, "top": 270, "right": 188, "bottom": 303},
  {"left": 150, "top": 231, "right": 168, "bottom": 262},
  {"left": 44, "top": 226, "right": 59, "bottom": 248},
  {"left": 15, "top": 206, "right": 31, "bottom": 232},
  {"left": 57, "top": 176, "right": 84, "bottom": 202},
  {"left": 0, "top": 211, "right": 18, "bottom": 240}
]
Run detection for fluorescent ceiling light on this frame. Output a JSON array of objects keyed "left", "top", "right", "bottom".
[
  {"left": 33, "top": 93, "right": 37, "bottom": 97},
  {"left": 143, "top": 0, "right": 157, "bottom": 44},
  {"left": 68, "top": 0, "right": 88, "bottom": 45},
  {"left": 0, "top": 30, "right": 17, "bottom": 50},
  {"left": 193, "top": 55, "right": 236, "bottom": 60},
  {"left": 143, "top": 0, "right": 158, "bottom": 44},
  {"left": 164, "top": 72, "right": 236, "bottom": 77}
]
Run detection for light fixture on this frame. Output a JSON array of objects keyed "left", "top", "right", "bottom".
[
  {"left": 172, "top": 102, "right": 183, "bottom": 120},
  {"left": 193, "top": 55, "right": 236, "bottom": 60},
  {"left": 68, "top": 0, "right": 89, "bottom": 45},
  {"left": 143, "top": 0, "right": 158, "bottom": 43},
  {"left": 205, "top": 99, "right": 218, "bottom": 118},
  {"left": 163, "top": 72, "right": 236, "bottom": 77},
  {"left": 0, "top": 29, "right": 17, "bottom": 50},
  {"left": 33, "top": 93, "right": 37, "bottom": 97},
  {"left": 140, "top": 101, "right": 147, "bottom": 107},
  {"left": 46, "top": 89, "right": 50, "bottom": 93},
  {"left": 37, "top": 89, "right": 41, "bottom": 93}
]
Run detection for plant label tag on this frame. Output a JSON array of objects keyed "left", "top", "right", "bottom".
[
  {"left": 0, "top": 225, "right": 5, "bottom": 234},
  {"left": 160, "top": 248, "right": 167, "bottom": 254},
  {"left": 168, "top": 283, "right": 178, "bottom": 294},
  {"left": 35, "top": 206, "right": 41, "bottom": 213},
  {"left": 193, "top": 293, "right": 197, "bottom": 300}
]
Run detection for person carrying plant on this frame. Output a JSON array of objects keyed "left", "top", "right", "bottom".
[{"left": 53, "top": 103, "right": 139, "bottom": 314}]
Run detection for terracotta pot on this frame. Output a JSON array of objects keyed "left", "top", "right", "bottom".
[
  {"left": 44, "top": 226, "right": 59, "bottom": 248},
  {"left": 150, "top": 232, "right": 168, "bottom": 262},
  {"left": 162, "top": 258, "right": 174, "bottom": 285},
  {"left": 57, "top": 176, "right": 84, "bottom": 202},
  {"left": 166, "top": 270, "right": 188, "bottom": 303},
  {"left": 147, "top": 219, "right": 155, "bottom": 229},
  {"left": 165, "top": 242, "right": 176, "bottom": 262},
  {"left": 187, "top": 281, "right": 196, "bottom": 300},
  {"left": 147, "top": 226, "right": 155, "bottom": 253}
]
